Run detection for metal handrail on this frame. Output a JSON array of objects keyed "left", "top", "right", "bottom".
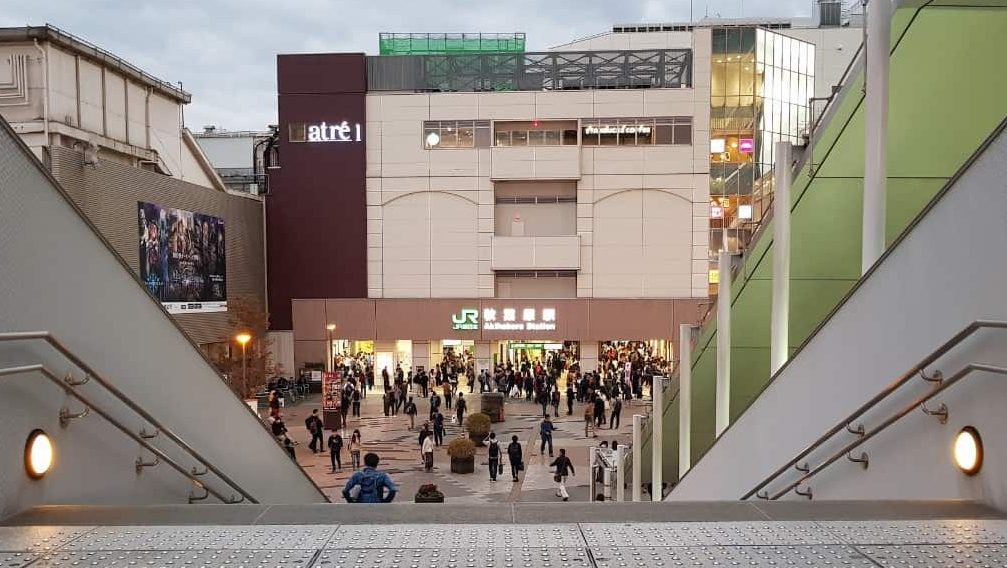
[
  {"left": 768, "top": 363, "right": 1007, "bottom": 500},
  {"left": 0, "top": 331, "right": 256, "bottom": 503},
  {"left": 0, "top": 364, "right": 235, "bottom": 503},
  {"left": 742, "top": 320, "right": 1007, "bottom": 500}
]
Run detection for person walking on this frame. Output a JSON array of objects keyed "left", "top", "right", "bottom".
[
  {"left": 270, "top": 415, "right": 288, "bottom": 440},
  {"left": 487, "top": 432, "right": 501, "bottom": 482},
  {"left": 593, "top": 394, "right": 606, "bottom": 428},
  {"left": 348, "top": 429, "right": 362, "bottom": 470},
  {"left": 507, "top": 435, "right": 523, "bottom": 482},
  {"left": 421, "top": 428, "right": 435, "bottom": 472},
  {"left": 352, "top": 388, "right": 361, "bottom": 417},
  {"left": 305, "top": 409, "right": 324, "bottom": 453},
  {"left": 550, "top": 388, "right": 561, "bottom": 418},
  {"left": 443, "top": 382, "right": 453, "bottom": 410},
  {"left": 609, "top": 397, "right": 623, "bottom": 429},
  {"left": 455, "top": 393, "right": 467, "bottom": 425},
  {"left": 550, "top": 448, "right": 575, "bottom": 501},
  {"left": 342, "top": 453, "right": 397, "bottom": 503},
  {"left": 405, "top": 396, "right": 418, "bottom": 430},
  {"left": 327, "top": 431, "right": 343, "bottom": 472},
  {"left": 432, "top": 411, "right": 445, "bottom": 446},
  {"left": 539, "top": 415, "right": 555, "bottom": 457}
]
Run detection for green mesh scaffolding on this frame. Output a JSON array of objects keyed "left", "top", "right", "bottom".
[{"left": 378, "top": 33, "right": 526, "bottom": 55}]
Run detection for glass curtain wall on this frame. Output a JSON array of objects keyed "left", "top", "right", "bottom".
[{"left": 708, "top": 27, "right": 814, "bottom": 289}]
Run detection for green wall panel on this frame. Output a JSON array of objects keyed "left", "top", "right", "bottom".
[{"left": 668, "top": 5, "right": 1007, "bottom": 483}]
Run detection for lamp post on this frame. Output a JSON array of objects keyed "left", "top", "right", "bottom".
[
  {"left": 326, "top": 323, "right": 336, "bottom": 372},
  {"left": 235, "top": 333, "right": 252, "bottom": 394}
]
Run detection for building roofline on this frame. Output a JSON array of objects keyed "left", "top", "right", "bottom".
[{"left": 0, "top": 24, "right": 191, "bottom": 104}]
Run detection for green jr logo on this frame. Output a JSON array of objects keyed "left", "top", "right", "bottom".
[{"left": 451, "top": 308, "right": 479, "bottom": 330}]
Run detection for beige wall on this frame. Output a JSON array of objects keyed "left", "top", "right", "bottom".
[
  {"left": 50, "top": 146, "right": 265, "bottom": 346},
  {"left": 495, "top": 275, "right": 577, "bottom": 299},
  {"left": 0, "top": 40, "right": 216, "bottom": 190},
  {"left": 366, "top": 69, "right": 711, "bottom": 300}
]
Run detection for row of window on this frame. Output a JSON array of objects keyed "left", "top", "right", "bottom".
[{"left": 423, "top": 117, "right": 693, "bottom": 149}]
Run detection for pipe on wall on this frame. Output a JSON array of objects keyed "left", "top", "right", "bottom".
[{"left": 33, "top": 39, "right": 50, "bottom": 164}]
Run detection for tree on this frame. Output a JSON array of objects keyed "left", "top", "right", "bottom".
[{"left": 216, "top": 295, "right": 274, "bottom": 399}]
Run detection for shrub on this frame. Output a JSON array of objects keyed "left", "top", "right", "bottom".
[
  {"left": 464, "top": 412, "right": 492, "bottom": 436},
  {"left": 416, "top": 484, "right": 444, "bottom": 498},
  {"left": 447, "top": 437, "right": 476, "bottom": 459}
]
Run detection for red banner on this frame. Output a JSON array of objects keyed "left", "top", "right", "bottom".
[{"left": 322, "top": 371, "right": 342, "bottom": 411}]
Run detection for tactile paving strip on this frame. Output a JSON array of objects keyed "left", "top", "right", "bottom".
[
  {"left": 0, "top": 553, "right": 36, "bottom": 568},
  {"left": 857, "top": 544, "right": 1007, "bottom": 567},
  {"left": 312, "top": 548, "right": 592, "bottom": 567},
  {"left": 820, "top": 520, "right": 1007, "bottom": 545},
  {"left": 581, "top": 521, "right": 840, "bottom": 546},
  {"left": 66, "top": 525, "right": 336, "bottom": 550},
  {"left": 592, "top": 545, "right": 876, "bottom": 567},
  {"left": 327, "top": 525, "right": 585, "bottom": 549},
  {"left": 0, "top": 527, "right": 94, "bottom": 553},
  {"left": 29, "top": 549, "right": 317, "bottom": 567}
]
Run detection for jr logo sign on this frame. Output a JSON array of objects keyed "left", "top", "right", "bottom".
[{"left": 451, "top": 308, "right": 479, "bottom": 331}]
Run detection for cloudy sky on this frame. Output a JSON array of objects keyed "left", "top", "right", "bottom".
[{"left": 3, "top": 0, "right": 815, "bottom": 131}]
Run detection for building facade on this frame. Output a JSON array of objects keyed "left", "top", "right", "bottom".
[
  {"left": 0, "top": 25, "right": 267, "bottom": 355},
  {"left": 270, "top": 33, "right": 713, "bottom": 374}
]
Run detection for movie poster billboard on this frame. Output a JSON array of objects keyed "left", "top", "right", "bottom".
[
  {"left": 138, "top": 202, "right": 226, "bottom": 313},
  {"left": 322, "top": 371, "right": 344, "bottom": 429}
]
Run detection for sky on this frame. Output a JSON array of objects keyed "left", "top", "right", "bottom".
[{"left": 2, "top": 0, "right": 815, "bottom": 131}]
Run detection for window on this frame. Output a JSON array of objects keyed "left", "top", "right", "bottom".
[
  {"left": 492, "top": 121, "right": 578, "bottom": 147},
  {"left": 582, "top": 117, "right": 692, "bottom": 146},
  {"left": 423, "top": 120, "right": 490, "bottom": 149}
]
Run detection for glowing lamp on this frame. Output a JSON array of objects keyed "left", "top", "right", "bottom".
[
  {"left": 953, "top": 426, "right": 982, "bottom": 475},
  {"left": 25, "top": 429, "right": 53, "bottom": 479}
]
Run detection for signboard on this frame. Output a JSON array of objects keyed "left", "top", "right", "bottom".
[
  {"left": 288, "top": 121, "right": 363, "bottom": 143},
  {"left": 739, "top": 138, "right": 754, "bottom": 154},
  {"left": 450, "top": 307, "right": 558, "bottom": 332},
  {"left": 138, "top": 202, "right": 226, "bottom": 314},
  {"left": 322, "top": 370, "right": 344, "bottom": 430},
  {"left": 584, "top": 124, "right": 652, "bottom": 135},
  {"left": 322, "top": 371, "right": 342, "bottom": 411}
]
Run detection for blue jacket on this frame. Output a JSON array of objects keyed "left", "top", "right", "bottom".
[
  {"left": 540, "top": 420, "right": 556, "bottom": 437},
  {"left": 342, "top": 466, "right": 397, "bottom": 503}
]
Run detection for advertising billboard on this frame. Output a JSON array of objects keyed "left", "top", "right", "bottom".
[{"left": 138, "top": 202, "right": 226, "bottom": 313}]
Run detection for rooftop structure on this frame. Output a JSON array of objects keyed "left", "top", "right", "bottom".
[{"left": 378, "top": 32, "right": 526, "bottom": 55}]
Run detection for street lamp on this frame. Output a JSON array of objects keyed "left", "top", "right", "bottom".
[
  {"left": 326, "top": 323, "right": 336, "bottom": 372},
  {"left": 235, "top": 333, "right": 252, "bottom": 393}
]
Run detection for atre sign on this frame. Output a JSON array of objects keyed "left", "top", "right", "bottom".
[
  {"left": 450, "top": 307, "right": 557, "bottom": 332},
  {"left": 288, "top": 121, "right": 363, "bottom": 143}
]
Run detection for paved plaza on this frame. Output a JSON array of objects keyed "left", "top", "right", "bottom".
[{"left": 273, "top": 380, "right": 649, "bottom": 503}]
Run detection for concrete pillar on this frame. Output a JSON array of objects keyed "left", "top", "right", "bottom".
[
  {"left": 716, "top": 251, "right": 732, "bottom": 436},
  {"left": 579, "top": 341, "right": 598, "bottom": 373},
  {"left": 632, "top": 414, "right": 643, "bottom": 501},
  {"left": 412, "top": 341, "right": 430, "bottom": 373},
  {"left": 429, "top": 341, "right": 443, "bottom": 367},
  {"left": 771, "top": 141, "right": 792, "bottom": 375},
  {"left": 862, "top": 0, "right": 893, "bottom": 274},
  {"left": 475, "top": 341, "right": 492, "bottom": 376},
  {"left": 678, "top": 324, "right": 694, "bottom": 478},
  {"left": 616, "top": 446, "right": 626, "bottom": 502},
  {"left": 375, "top": 340, "right": 396, "bottom": 380},
  {"left": 651, "top": 376, "right": 666, "bottom": 502}
]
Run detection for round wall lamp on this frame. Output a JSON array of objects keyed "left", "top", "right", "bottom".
[
  {"left": 953, "top": 426, "right": 983, "bottom": 476},
  {"left": 25, "top": 429, "right": 54, "bottom": 479},
  {"left": 425, "top": 132, "right": 441, "bottom": 148}
]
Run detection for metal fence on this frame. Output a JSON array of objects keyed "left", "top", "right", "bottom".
[{"left": 368, "top": 49, "right": 692, "bottom": 92}]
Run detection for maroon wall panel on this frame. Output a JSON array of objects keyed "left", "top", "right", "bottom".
[{"left": 268, "top": 53, "right": 368, "bottom": 330}]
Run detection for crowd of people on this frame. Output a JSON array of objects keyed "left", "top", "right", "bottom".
[{"left": 266, "top": 344, "right": 656, "bottom": 503}]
